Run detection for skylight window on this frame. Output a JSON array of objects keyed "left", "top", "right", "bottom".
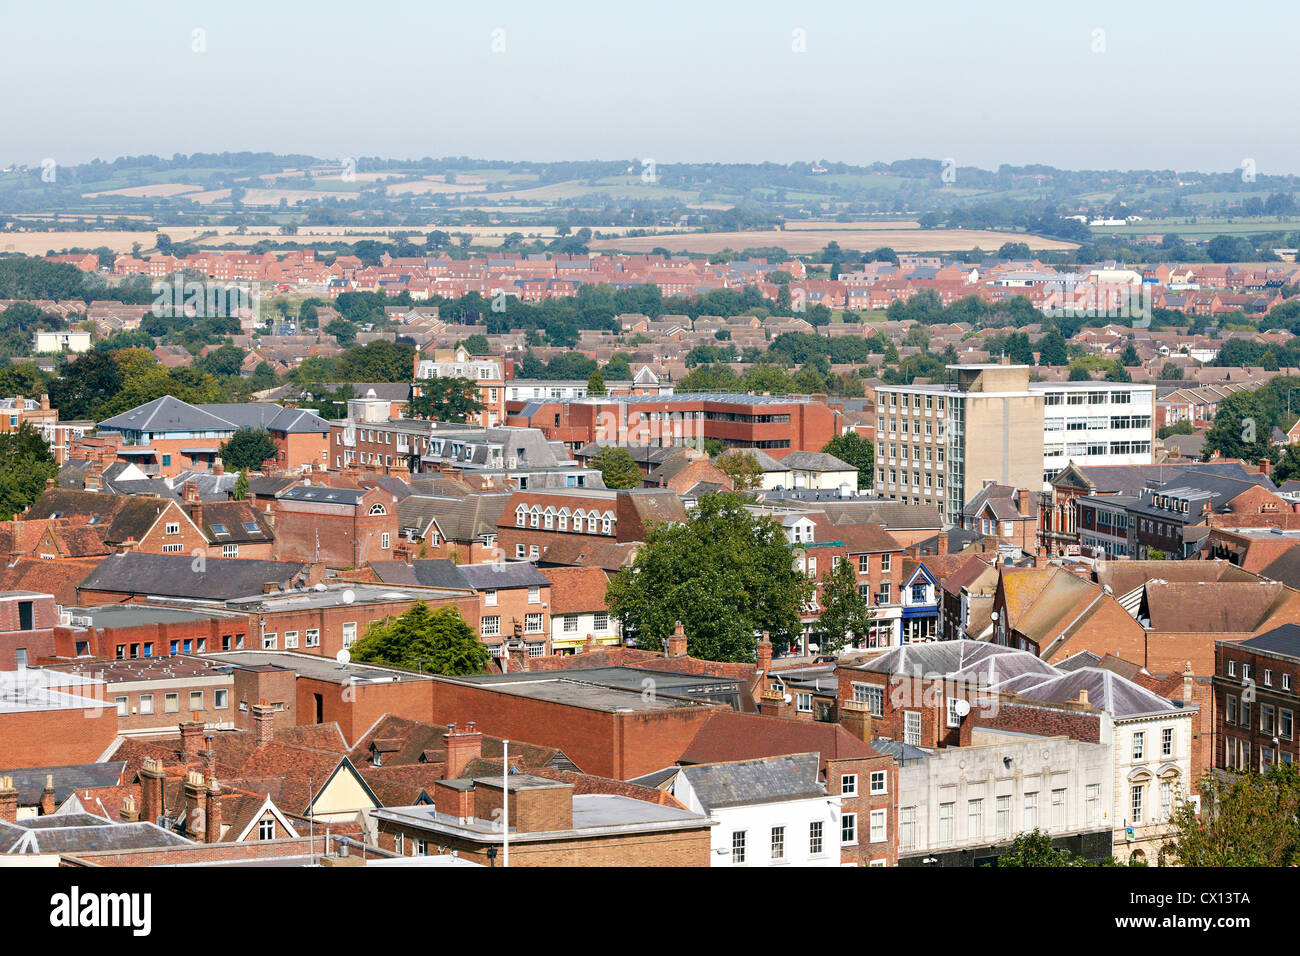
[{"left": 211, "top": 524, "right": 229, "bottom": 535}]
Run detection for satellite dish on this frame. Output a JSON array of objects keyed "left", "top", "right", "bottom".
[
  {"left": 336, "top": 649, "right": 351, "bottom": 665},
  {"left": 955, "top": 700, "right": 971, "bottom": 717},
  {"left": 990, "top": 610, "right": 1000, "bottom": 623}
]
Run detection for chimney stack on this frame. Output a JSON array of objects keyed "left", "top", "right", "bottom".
[
  {"left": 756, "top": 632, "right": 773, "bottom": 695},
  {"left": 251, "top": 700, "right": 275, "bottom": 746},
  {"left": 667, "top": 620, "right": 688, "bottom": 658},
  {"left": 139, "top": 757, "right": 165, "bottom": 826},
  {"left": 119, "top": 793, "right": 139, "bottom": 823},
  {"left": 442, "top": 721, "right": 484, "bottom": 780},
  {"left": 39, "top": 774, "right": 56, "bottom": 815},
  {"left": 0, "top": 777, "right": 17, "bottom": 823},
  {"left": 1182, "top": 660, "right": 1195, "bottom": 703},
  {"left": 205, "top": 777, "right": 222, "bottom": 843},
  {"left": 937, "top": 528, "right": 949, "bottom": 556},
  {"left": 1259, "top": 458, "right": 1272, "bottom": 477},
  {"left": 179, "top": 721, "right": 204, "bottom": 764},
  {"left": 1077, "top": 688, "right": 1090, "bottom": 709},
  {"left": 182, "top": 770, "right": 207, "bottom": 841}
]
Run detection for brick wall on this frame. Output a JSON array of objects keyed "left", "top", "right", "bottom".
[{"left": 0, "top": 704, "right": 118, "bottom": 766}]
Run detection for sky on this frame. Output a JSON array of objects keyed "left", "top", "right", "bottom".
[{"left": 2, "top": 0, "right": 1298, "bottom": 174}]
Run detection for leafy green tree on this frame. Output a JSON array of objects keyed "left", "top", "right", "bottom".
[
  {"left": 587, "top": 368, "right": 607, "bottom": 397},
  {"left": 219, "top": 428, "right": 277, "bottom": 471},
  {"left": 232, "top": 469, "right": 249, "bottom": 500},
  {"left": 1067, "top": 365, "right": 1092, "bottom": 382},
  {"left": 606, "top": 492, "right": 812, "bottom": 660},
  {"left": 996, "top": 829, "right": 1088, "bottom": 867},
  {"left": 197, "top": 343, "right": 246, "bottom": 377},
  {"left": 1159, "top": 362, "right": 1183, "bottom": 380},
  {"left": 604, "top": 353, "right": 633, "bottom": 380},
  {"left": 336, "top": 341, "right": 416, "bottom": 382},
  {"left": 407, "top": 378, "right": 484, "bottom": 423},
  {"left": 1162, "top": 763, "right": 1300, "bottom": 866},
  {"left": 813, "top": 558, "right": 872, "bottom": 655},
  {"left": 716, "top": 450, "right": 765, "bottom": 491},
  {"left": 48, "top": 349, "right": 124, "bottom": 420},
  {"left": 1120, "top": 343, "right": 1141, "bottom": 367},
  {"left": 742, "top": 364, "right": 794, "bottom": 395},
  {"left": 1157, "top": 420, "right": 1196, "bottom": 440},
  {"left": 0, "top": 423, "right": 58, "bottom": 518},
  {"left": 821, "top": 432, "right": 874, "bottom": 490},
  {"left": 350, "top": 602, "right": 490, "bottom": 676},
  {"left": 461, "top": 334, "right": 491, "bottom": 355},
  {"left": 592, "top": 446, "right": 642, "bottom": 489},
  {"left": 1036, "top": 330, "right": 1068, "bottom": 366}
]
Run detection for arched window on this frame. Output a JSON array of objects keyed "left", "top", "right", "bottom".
[{"left": 368, "top": 503, "right": 387, "bottom": 516}]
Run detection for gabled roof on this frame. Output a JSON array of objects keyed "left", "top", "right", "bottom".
[
  {"left": 98, "top": 395, "right": 236, "bottom": 433},
  {"left": 677, "top": 753, "right": 825, "bottom": 811},
  {"left": 78, "top": 552, "right": 308, "bottom": 601}
]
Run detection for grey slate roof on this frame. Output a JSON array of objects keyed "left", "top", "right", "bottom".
[
  {"left": 780, "top": 451, "right": 854, "bottom": 472},
  {"left": 0, "top": 761, "right": 127, "bottom": 806},
  {"left": 78, "top": 552, "right": 308, "bottom": 601},
  {"left": 98, "top": 396, "right": 328, "bottom": 435},
  {"left": 1005, "top": 667, "right": 1181, "bottom": 719},
  {"left": 1237, "top": 624, "right": 1300, "bottom": 660},
  {"left": 98, "top": 395, "right": 234, "bottom": 433},
  {"left": 679, "top": 753, "right": 825, "bottom": 811}
]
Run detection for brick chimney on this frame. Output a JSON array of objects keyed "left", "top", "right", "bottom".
[
  {"left": 1077, "top": 688, "right": 1091, "bottom": 709},
  {"left": 139, "top": 757, "right": 165, "bottom": 826},
  {"left": 840, "top": 699, "right": 874, "bottom": 743},
  {"left": 179, "top": 721, "right": 204, "bottom": 764},
  {"left": 84, "top": 463, "right": 102, "bottom": 492},
  {"left": 755, "top": 631, "right": 774, "bottom": 697},
  {"left": 506, "top": 643, "right": 529, "bottom": 674},
  {"left": 183, "top": 480, "right": 201, "bottom": 504},
  {"left": 937, "top": 529, "right": 949, "bottom": 556},
  {"left": 251, "top": 700, "right": 275, "bottom": 746},
  {"left": 119, "top": 793, "right": 139, "bottom": 823},
  {"left": 182, "top": 770, "right": 207, "bottom": 841},
  {"left": 442, "top": 721, "right": 484, "bottom": 779},
  {"left": 39, "top": 774, "right": 56, "bottom": 815},
  {"left": 205, "top": 777, "right": 222, "bottom": 843},
  {"left": 1259, "top": 458, "right": 1271, "bottom": 477},
  {"left": 667, "top": 620, "right": 688, "bottom": 657},
  {"left": 0, "top": 776, "right": 17, "bottom": 822}
]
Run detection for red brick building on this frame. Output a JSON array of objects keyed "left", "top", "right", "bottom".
[{"left": 506, "top": 394, "right": 842, "bottom": 455}]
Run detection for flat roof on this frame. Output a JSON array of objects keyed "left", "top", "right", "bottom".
[
  {"left": 373, "top": 793, "right": 707, "bottom": 842},
  {"left": 205, "top": 649, "right": 432, "bottom": 685},
  {"left": 44, "top": 656, "right": 228, "bottom": 683},
  {"left": 460, "top": 666, "right": 744, "bottom": 711},
  {"left": 225, "top": 582, "right": 471, "bottom": 611},
  {"left": 64, "top": 605, "right": 239, "bottom": 628}
]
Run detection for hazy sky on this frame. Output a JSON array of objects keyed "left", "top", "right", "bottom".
[{"left": 3, "top": 0, "right": 1298, "bottom": 174}]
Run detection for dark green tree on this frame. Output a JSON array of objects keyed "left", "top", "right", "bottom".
[
  {"left": 587, "top": 368, "right": 607, "bottom": 397},
  {"left": 813, "top": 558, "right": 872, "bottom": 655},
  {"left": 0, "top": 423, "right": 58, "bottom": 518},
  {"left": 219, "top": 428, "right": 277, "bottom": 471},
  {"left": 606, "top": 492, "right": 812, "bottom": 660},
  {"left": 350, "top": 602, "right": 490, "bottom": 676},
  {"left": 407, "top": 378, "right": 484, "bottom": 423},
  {"left": 821, "top": 432, "right": 874, "bottom": 490},
  {"left": 592, "top": 446, "right": 642, "bottom": 489}
]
